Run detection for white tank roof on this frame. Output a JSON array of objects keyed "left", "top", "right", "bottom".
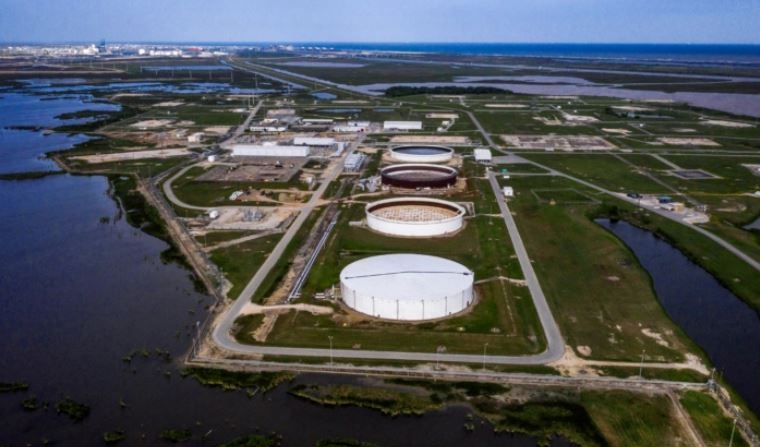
[{"left": 340, "top": 254, "right": 472, "bottom": 301}]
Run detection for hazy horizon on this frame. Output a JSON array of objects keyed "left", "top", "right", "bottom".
[{"left": 1, "top": 0, "right": 759, "bottom": 45}]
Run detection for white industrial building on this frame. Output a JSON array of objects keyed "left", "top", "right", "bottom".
[
  {"left": 502, "top": 186, "right": 514, "bottom": 197},
  {"left": 344, "top": 153, "right": 365, "bottom": 171},
  {"left": 383, "top": 121, "right": 423, "bottom": 131},
  {"left": 474, "top": 148, "right": 492, "bottom": 164},
  {"left": 340, "top": 254, "right": 474, "bottom": 321},
  {"left": 365, "top": 198, "right": 465, "bottom": 237},
  {"left": 231, "top": 144, "right": 310, "bottom": 157},
  {"left": 293, "top": 137, "right": 336, "bottom": 146},
  {"left": 187, "top": 132, "right": 204, "bottom": 144},
  {"left": 250, "top": 126, "right": 287, "bottom": 133},
  {"left": 333, "top": 121, "right": 370, "bottom": 133}
]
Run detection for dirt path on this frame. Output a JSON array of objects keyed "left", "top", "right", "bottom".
[
  {"left": 239, "top": 302, "right": 334, "bottom": 316},
  {"left": 668, "top": 390, "right": 708, "bottom": 447},
  {"left": 549, "top": 345, "right": 710, "bottom": 376}
]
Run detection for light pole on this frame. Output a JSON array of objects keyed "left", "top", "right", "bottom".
[
  {"left": 728, "top": 417, "right": 737, "bottom": 447},
  {"left": 639, "top": 349, "right": 646, "bottom": 378},
  {"left": 328, "top": 335, "right": 333, "bottom": 366},
  {"left": 482, "top": 343, "right": 489, "bottom": 371}
]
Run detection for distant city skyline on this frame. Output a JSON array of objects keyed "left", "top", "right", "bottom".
[{"left": 1, "top": 0, "right": 759, "bottom": 44}]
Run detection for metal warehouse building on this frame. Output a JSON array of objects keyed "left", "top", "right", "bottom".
[{"left": 231, "top": 144, "right": 310, "bottom": 157}]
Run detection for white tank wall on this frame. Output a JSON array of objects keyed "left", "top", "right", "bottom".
[
  {"left": 341, "top": 283, "right": 473, "bottom": 321},
  {"left": 366, "top": 212, "right": 463, "bottom": 237},
  {"left": 390, "top": 150, "right": 453, "bottom": 163}
]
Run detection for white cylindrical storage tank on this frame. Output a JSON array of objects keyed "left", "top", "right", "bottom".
[
  {"left": 390, "top": 145, "right": 454, "bottom": 163},
  {"left": 365, "top": 197, "right": 466, "bottom": 237},
  {"left": 340, "top": 254, "right": 474, "bottom": 321}
]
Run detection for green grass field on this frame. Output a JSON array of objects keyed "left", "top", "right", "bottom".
[
  {"left": 251, "top": 276, "right": 544, "bottom": 355},
  {"left": 520, "top": 153, "right": 670, "bottom": 194},
  {"left": 209, "top": 234, "right": 282, "bottom": 299},
  {"left": 507, "top": 175, "right": 698, "bottom": 361},
  {"left": 582, "top": 391, "right": 687, "bottom": 447},
  {"left": 680, "top": 391, "right": 749, "bottom": 447}
]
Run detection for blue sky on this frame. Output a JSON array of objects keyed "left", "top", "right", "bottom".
[{"left": 1, "top": 0, "right": 759, "bottom": 44}]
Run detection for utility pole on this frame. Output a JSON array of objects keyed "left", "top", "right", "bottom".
[
  {"left": 728, "top": 417, "right": 737, "bottom": 447},
  {"left": 328, "top": 335, "right": 333, "bottom": 366},
  {"left": 639, "top": 349, "right": 646, "bottom": 378},
  {"left": 482, "top": 342, "right": 489, "bottom": 371}
]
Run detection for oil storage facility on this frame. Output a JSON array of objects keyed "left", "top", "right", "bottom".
[
  {"left": 340, "top": 254, "right": 474, "bottom": 321},
  {"left": 390, "top": 145, "right": 454, "bottom": 163},
  {"left": 381, "top": 164, "right": 458, "bottom": 189},
  {"left": 366, "top": 197, "right": 465, "bottom": 237}
]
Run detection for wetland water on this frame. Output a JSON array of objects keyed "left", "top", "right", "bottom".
[
  {"left": 0, "top": 83, "right": 568, "bottom": 446},
  {"left": 353, "top": 81, "right": 760, "bottom": 117},
  {"left": 598, "top": 219, "right": 760, "bottom": 415}
]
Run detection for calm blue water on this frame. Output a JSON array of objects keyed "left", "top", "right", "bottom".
[
  {"left": 20, "top": 81, "right": 273, "bottom": 95},
  {"left": 292, "top": 43, "right": 760, "bottom": 64},
  {"left": 144, "top": 65, "right": 232, "bottom": 71},
  {"left": 0, "top": 92, "right": 117, "bottom": 174},
  {"left": 312, "top": 91, "right": 338, "bottom": 100},
  {"left": 0, "top": 82, "right": 567, "bottom": 446}
]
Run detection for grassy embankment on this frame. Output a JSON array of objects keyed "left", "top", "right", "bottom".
[
  {"left": 681, "top": 391, "right": 749, "bottom": 447},
  {"left": 290, "top": 379, "right": 698, "bottom": 447}
]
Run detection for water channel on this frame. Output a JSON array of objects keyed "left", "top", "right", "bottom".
[{"left": 598, "top": 219, "right": 760, "bottom": 415}]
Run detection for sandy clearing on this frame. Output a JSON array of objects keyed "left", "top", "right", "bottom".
[
  {"left": 204, "top": 126, "right": 232, "bottom": 135},
  {"left": 240, "top": 302, "right": 334, "bottom": 316},
  {"left": 701, "top": 119, "right": 754, "bottom": 128},
  {"left": 641, "top": 328, "right": 670, "bottom": 348},
  {"left": 658, "top": 137, "right": 720, "bottom": 147},
  {"left": 485, "top": 104, "right": 528, "bottom": 108},
  {"left": 562, "top": 113, "right": 599, "bottom": 123},
  {"left": 601, "top": 128, "right": 631, "bottom": 135},
  {"left": 549, "top": 345, "right": 710, "bottom": 377},
  {"left": 70, "top": 148, "right": 192, "bottom": 163},
  {"left": 154, "top": 100, "right": 185, "bottom": 107},
  {"left": 130, "top": 119, "right": 174, "bottom": 129}
]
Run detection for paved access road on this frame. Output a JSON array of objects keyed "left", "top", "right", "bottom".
[
  {"left": 487, "top": 172, "right": 565, "bottom": 362},
  {"left": 463, "top": 108, "right": 760, "bottom": 274},
  {"left": 206, "top": 156, "right": 566, "bottom": 366},
  {"left": 211, "top": 139, "right": 362, "bottom": 355},
  {"left": 518, "top": 155, "right": 760, "bottom": 274}
]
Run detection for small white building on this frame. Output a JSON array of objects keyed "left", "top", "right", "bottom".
[
  {"left": 502, "top": 186, "right": 514, "bottom": 197},
  {"left": 474, "top": 148, "right": 492, "bottom": 164},
  {"left": 383, "top": 120, "right": 423, "bottom": 131},
  {"left": 344, "top": 153, "right": 365, "bottom": 171},
  {"left": 188, "top": 132, "right": 204, "bottom": 144},
  {"left": 250, "top": 126, "right": 287, "bottom": 133},
  {"left": 425, "top": 113, "right": 459, "bottom": 120},
  {"left": 293, "top": 137, "right": 336, "bottom": 147},
  {"left": 207, "top": 155, "right": 216, "bottom": 163},
  {"left": 231, "top": 144, "right": 310, "bottom": 157},
  {"left": 333, "top": 121, "right": 370, "bottom": 133}
]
